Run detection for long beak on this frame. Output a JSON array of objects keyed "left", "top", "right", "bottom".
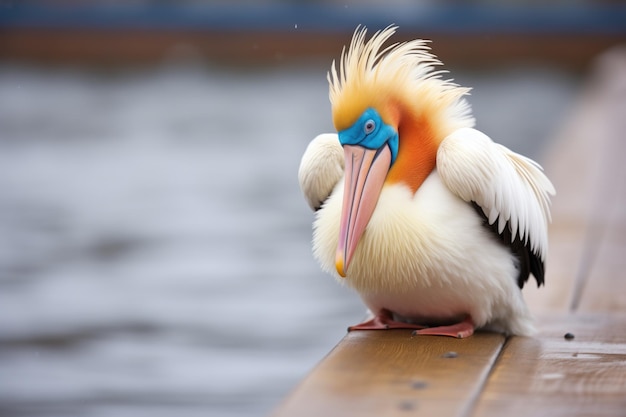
[{"left": 336, "top": 144, "right": 392, "bottom": 277}]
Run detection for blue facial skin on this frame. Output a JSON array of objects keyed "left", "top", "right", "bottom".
[{"left": 337, "top": 108, "right": 399, "bottom": 166}]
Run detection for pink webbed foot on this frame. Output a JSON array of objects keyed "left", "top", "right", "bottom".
[
  {"left": 412, "top": 316, "right": 475, "bottom": 339},
  {"left": 348, "top": 309, "right": 427, "bottom": 331}
]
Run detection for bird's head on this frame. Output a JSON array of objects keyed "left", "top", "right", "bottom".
[{"left": 329, "top": 25, "right": 474, "bottom": 277}]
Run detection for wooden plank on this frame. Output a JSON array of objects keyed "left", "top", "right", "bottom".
[
  {"left": 576, "top": 53, "right": 626, "bottom": 313},
  {"left": 522, "top": 80, "right": 606, "bottom": 314},
  {"left": 470, "top": 52, "right": 626, "bottom": 417},
  {"left": 578, "top": 166, "right": 626, "bottom": 312},
  {"left": 524, "top": 49, "right": 626, "bottom": 315},
  {"left": 272, "top": 330, "right": 505, "bottom": 417},
  {"left": 471, "top": 313, "right": 626, "bottom": 417}
]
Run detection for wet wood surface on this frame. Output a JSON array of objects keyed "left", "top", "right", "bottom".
[
  {"left": 472, "top": 314, "right": 626, "bottom": 417},
  {"left": 275, "top": 331, "right": 505, "bottom": 417},
  {"left": 272, "top": 49, "right": 626, "bottom": 417}
]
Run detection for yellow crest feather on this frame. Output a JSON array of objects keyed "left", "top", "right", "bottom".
[{"left": 328, "top": 25, "right": 475, "bottom": 136}]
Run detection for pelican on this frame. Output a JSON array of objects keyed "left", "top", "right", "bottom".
[{"left": 298, "top": 26, "right": 555, "bottom": 338}]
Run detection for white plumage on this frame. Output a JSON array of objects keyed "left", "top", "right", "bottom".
[
  {"left": 301, "top": 129, "right": 554, "bottom": 336},
  {"left": 438, "top": 127, "right": 555, "bottom": 259},
  {"left": 298, "top": 26, "right": 555, "bottom": 337},
  {"left": 298, "top": 134, "right": 344, "bottom": 211}
]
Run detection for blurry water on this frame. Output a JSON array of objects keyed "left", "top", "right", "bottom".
[{"left": 0, "top": 61, "right": 577, "bottom": 417}]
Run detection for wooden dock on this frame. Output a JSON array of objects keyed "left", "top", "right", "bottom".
[
  {"left": 271, "top": 48, "right": 626, "bottom": 417},
  {"left": 1, "top": 4, "right": 626, "bottom": 69}
]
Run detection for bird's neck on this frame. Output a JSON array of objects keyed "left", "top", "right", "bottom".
[{"left": 386, "top": 114, "right": 439, "bottom": 194}]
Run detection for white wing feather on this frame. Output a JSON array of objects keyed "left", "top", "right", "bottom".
[
  {"left": 298, "top": 133, "right": 344, "bottom": 211},
  {"left": 437, "top": 127, "right": 555, "bottom": 260}
]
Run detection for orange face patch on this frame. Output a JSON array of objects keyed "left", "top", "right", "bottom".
[{"left": 385, "top": 113, "right": 439, "bottom": 194}]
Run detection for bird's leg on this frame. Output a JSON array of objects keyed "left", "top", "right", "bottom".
[
  {"left": 348, "top": 309, "right": 427, "bottom": 331},
  {"left": 412, "top": 316, "right": 475, "bottom": 339}
]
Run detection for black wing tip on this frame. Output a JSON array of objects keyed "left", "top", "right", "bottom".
[
  {"left": 519, "top": 251, "right": 544, "bottom": 289},
  {"left": 529, "top": 253, "right": 545, "bottom": 288},
  {"left": 471, "top": 201, "right": 546, "bottom": 290}
]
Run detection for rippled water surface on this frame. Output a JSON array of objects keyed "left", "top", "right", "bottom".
[{"left": 0, "top": 62, "right": 577, "bottom": 417}]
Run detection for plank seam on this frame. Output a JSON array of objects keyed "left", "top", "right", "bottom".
[
  {"left": 461, "top": 335, "right": 510, "bottom": 417},
  {"left": 569, "top": 94, "right": 624, "bottom": 312},
  {"left": 569, "top": 219, "right": 607, "bottom": 311}
]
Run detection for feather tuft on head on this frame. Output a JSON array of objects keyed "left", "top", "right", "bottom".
[{"left": 328, "top": 25, "right": 474, "bottom": 136}]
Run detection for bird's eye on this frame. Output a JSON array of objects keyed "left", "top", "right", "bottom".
[{"left": 364, "top": 119, "right": 376, "bottom": 134}]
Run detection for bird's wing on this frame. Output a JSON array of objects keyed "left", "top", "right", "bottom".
[
  {"left": 437, "top": 127, "right": 555, "bottom": 287},
  {"left": 298, "top": 133, "right": 344, "bottom": 211}
]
